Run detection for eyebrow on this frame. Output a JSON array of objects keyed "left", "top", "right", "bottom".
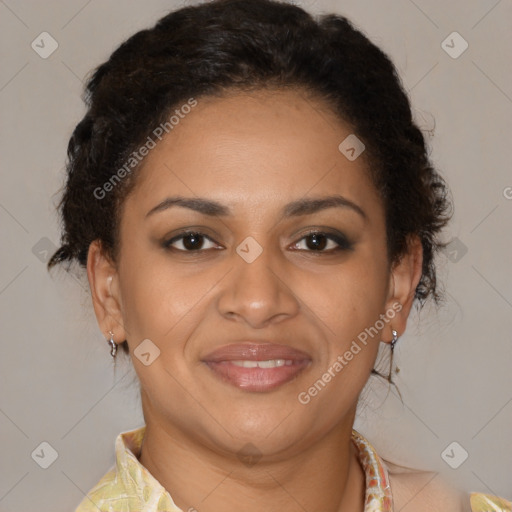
[{"left": 145, "top": 194, "right": 367, "bottom": 221}]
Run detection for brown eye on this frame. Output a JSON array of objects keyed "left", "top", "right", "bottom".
[
  {"left": 292, "top": 231, "right": 353, "bottom": 253},
  {"left": 164, "top": 231, "right": 218, "bottom": 252},
  {"left": 303, "top": 233, "right": 330, "bottom": 251}
]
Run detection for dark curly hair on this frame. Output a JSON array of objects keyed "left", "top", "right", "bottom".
[{"left": 47, "top": 0, "right": 452, "bottom": 358}]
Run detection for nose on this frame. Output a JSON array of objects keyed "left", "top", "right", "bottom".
[{"left": 216, "top": 240, "right": 300, "bottom": 328}]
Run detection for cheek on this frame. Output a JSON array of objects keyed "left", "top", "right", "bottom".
[
  {"left": 300, "top": 263, "right": 388, "bottom": 406},
  {"left": 307, "top": 256, "right": 389, "bottom": 334},
  {"left": 118, "top": 249, "right": 220, "bottom": 361},
  {"left": 117, "top": 249, "right": 179, "bottom": 342}
]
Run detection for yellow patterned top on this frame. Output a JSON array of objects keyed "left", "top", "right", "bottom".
[{"left": 75, "top": 425, "right": 511, "bottom": 511}]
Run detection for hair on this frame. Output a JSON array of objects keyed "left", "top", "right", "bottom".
[{"left": 47, "top": 0, "right": 452, "bottom": 358}]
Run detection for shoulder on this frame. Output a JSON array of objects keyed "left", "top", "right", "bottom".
[
  {"left": 384, "top": 459, "right": 469, "bottom": 511},
  {"left": 73, "top": 466, "right": 150, "bottom": 512},
  {"left": 74, "top": 468, "right": 118, "bottom": 512},
  {"left": 469, "top": 492, "right": 512, "bottom": 511},
  {"left": 74, "top": 469, "right": 115, "bottom": 512},
  {"left": 384, "top": 460, "right": 512, "bottom": 512},
  {"left": 73, "top": 462, "right": 178, "bottom": 512}
]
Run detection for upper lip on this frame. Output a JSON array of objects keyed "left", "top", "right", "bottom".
[{"left": 202, "top": 342, "right": 312, "bottom": 362}]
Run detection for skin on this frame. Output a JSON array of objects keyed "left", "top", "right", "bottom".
[{"left": 87, "top": 88, "right": 423, "bottom": 512}]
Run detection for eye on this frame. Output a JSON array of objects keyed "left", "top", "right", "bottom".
[
  {"left": 163, "top": 231, "right": 220, "bottom": 252},
  {"left": 291, "top": 231, "right": 353, "bottom": 253},
  {"left": 163, "top": 229, "right": 353, "bottom": 254}
]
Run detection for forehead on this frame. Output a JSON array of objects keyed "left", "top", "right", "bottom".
[{"left": 124, "top": 88, "right": 381, "bottom": 219}]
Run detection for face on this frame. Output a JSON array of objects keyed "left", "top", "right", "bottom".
[{"left": 89, "top": 88, "right": 421, "bottom": 460}]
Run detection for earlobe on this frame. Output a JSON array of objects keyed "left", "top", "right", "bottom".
[
  {"left": 383, "top": 235, "right": 423, "bottom": 342},
  {"left": 86, "top": 240, "right": 127, "bottom": 342}
]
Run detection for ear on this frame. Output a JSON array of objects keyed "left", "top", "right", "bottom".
[
  {"left": 86, "top": 239, "right": 127, "bottom": 344},
  {"left": 382, "top": 235, "right": 423, "bottom": 342}
]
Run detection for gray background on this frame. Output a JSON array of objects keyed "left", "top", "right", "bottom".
[{"left": 0, "top": 0, "right": 511, "bottom": 510}]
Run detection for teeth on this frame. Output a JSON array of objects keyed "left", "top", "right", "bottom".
[{"left": 230, "top": 359, "right": 292, "bottom": 368}]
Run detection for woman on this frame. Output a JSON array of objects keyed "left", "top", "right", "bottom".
[{"left": 46, "top": 0, "right": 511, "bottom": 510}]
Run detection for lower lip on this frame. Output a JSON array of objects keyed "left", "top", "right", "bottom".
[{"left": 204, "top": 360, "right": 311, "bottom": 392}]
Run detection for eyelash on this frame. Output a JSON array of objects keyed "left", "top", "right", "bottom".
[{"left": 162, "top": 229, "right": 353, "bottom": 255}]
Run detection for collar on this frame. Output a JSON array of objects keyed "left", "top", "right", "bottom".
[{"left": 351, "top": 429, "right": 393, "bottom": 511}]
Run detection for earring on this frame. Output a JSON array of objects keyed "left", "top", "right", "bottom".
[
  {"left": 370, "top": 329, "right": 402, "bottom": 400},
  {"left": 389, "top": 329, "right": 400, "bottom": 381},
  {"left": 390, "top": 329, "right": 399, "bottom": 353},
  {"left": 107, "top": 330, "right": 117, "bottom": 358}
]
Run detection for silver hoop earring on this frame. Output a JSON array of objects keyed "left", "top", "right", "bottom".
[{"left": 107, "top": 331, "right": 117, "bottom": 358}]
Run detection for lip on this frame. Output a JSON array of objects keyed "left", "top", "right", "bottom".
[
  {"left": 202, "top": 342, "right": 312, "bottom": 362},
  {"left": 202, "top": 342, "right": 312, "bottom": 392}
]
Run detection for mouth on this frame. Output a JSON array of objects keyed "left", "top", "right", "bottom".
[{"left": 201, "top": 342, "right": 312, "bottom": 392}]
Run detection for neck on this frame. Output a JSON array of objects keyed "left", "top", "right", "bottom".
[{"left": 138, "top": 405, "right": 366, "bottom": 512}]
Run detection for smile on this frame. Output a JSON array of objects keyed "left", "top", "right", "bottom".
[{"left": 202, "top": 343, "right": 312, "bottom": 392}]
